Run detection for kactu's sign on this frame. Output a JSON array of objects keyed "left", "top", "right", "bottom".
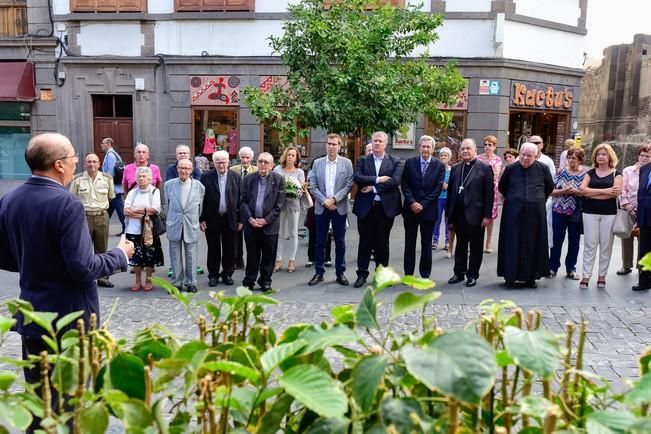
[
  {"left": 190, "top": 76, "right": 240, "bottom": 106},
  {"left": 393, "top": 123, "right": 416, "bottom": 150},
  {"left": 510, "top": 81, "right": 573, "bottom": 111}
]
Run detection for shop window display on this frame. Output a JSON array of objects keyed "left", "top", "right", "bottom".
[
  {"left": 193, "top": 108, "right": 239, "bottom": 161},
  {"left": 261, "top": 122, "right": 310, "bottom": 169},
  {"left": 424, "top": 111, "right": 466, "bottom": 163},
  {"left": 0, "top": 103, "right": 30, "bottom": 180}
]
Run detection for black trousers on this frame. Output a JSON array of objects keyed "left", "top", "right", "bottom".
[
  {"left": 453, "top": 216, "right": 485, "bottom": 279},
  {"left": 244, "top": 227, "right": 278, "bottom": 286},
  {"left": 639, "top": 226, "right": 651, "bottom": 287},
  {"left": 403, "top": 210, "right": 435, "bottom": 278},
  {"left": 205, "top": 215, "right": 236, "bottom": 279},
  {"left": 307, "top": 226, "right": 332, "bottom": 262},
  {"left": 356, "top": 202, "right": 394, "bottom": 279},
  {"left": 235, "top": 230, "right": 245, "bottom": 268}
]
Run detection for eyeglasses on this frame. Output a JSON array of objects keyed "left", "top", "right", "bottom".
[
  {"left": 530, "top": 141, "right": 542, "bottom": 145},
  {"left": 484, "top": 143, "right": 495, "bottom": 146},
  {"left": 58, "top": 154, "right": 78, "bottom": 163},
  {"left": 257, "top": 160, "right": 272, "bottom": 165}
]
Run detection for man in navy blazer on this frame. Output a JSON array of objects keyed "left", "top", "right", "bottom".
[
  {"left": 352, "top": 131, "right": 403, "bottom": 287},
  {"left": 0, "top": 133, "right": 134, "bottom": 428},
  {"left": 634, "top": 157, "right": 651, "bottom": 291},
  {"left": 401, "top": 135, "right": 446, "bottom": 278},
  {"left": 240, "top": 152, "right": 286, "bottom": 292}
]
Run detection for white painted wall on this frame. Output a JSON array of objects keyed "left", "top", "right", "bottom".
[
  {"left": 502, "top": 21, "right": 584, "bottom": 68},
  {"left": 446, "top": 0, "right": 492, "bottom": 12},
  {"left": 414, "top": 19, "right": 497, "bottom": 57},
  {"left": 52, "top": 0, "right": 69, "bottom": 14},
  {"left": 515, "top": 0, "right": 580, "bottom": 27},
  {"left": 154, "top": 20, "right": 285, "bottom": 56},
  {"left": 148, "top": 0, "right": 173, "bottom": 14},
  {"left": 78, "top": 23, "right": 144, "bottom": 56}
]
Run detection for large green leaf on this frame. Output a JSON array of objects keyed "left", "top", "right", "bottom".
[
  {"left": 55, "top": 310, "right": 84, "bottom": 332},
  {"left": 373, "top": 266, "right": 401, "bottom": 291},
  {"left": 331, "top": 305, "right": 355, "bottom": 326},
  {"left": 298, "top": 325, "right": 358, "bottom": 354},
  {"left": 121, "top": 399, "right": 154, "bottom": 430},
  {"left": 79, "top": 402, "right": 109, "bottom": 434},
  {"left": 19, "top": 310, "right": 57, "bottom": 336},
  {"left": 630, "top": 417, "right": 651, "bottom": 433},
  {"left": 0, "top": 402, "right": 32, "bottom": 431},
  {"left": 98, "top": 352, "right": 146, "bottom": 401},
  {"left": 356, "top": 287, "right": 379, "bottom": 329},
  {"left": 257, "top": 393, "right": 293, "bottom": 434},
  {"left": 304, "top": 417, "right": 350, "bottom": 434},
  {"left": 402, "top": 331, "right": 498, "bottom": 405},
  {"left": 586, "top": 410, "right": 638, "bottom": 434},
  {"left": 380, "top": 397, "right": 423, "bottom": 433},
  {"left": 0, "top": 371, "right": 17, "bottom": 391},
  {"left": 351, "top": 355, "right": 387, "bottom": 413},
  {"left": 391, "top": 291, "right": 441, "bottom": 319},
  {"left": 51, "top": 345, "right": 79, "bottom": 396},
  {"left": 519, "top": 395, "right": 555, "bottom": 421},
  {"left": 0, "top": 317, "right": 16, "bottom": 335},
  {"left": 202, "top": 360, "right": 261, "bottom": 384},
  {"left": 261, "top": 339, "right": 307, "bottom": 375},
  {"left": 626, "top": 373, "right": 651, "bottom": 405},
  {"left": 278, "top": 365, "right": 348, "bottom": 419},
  {"left": 503, "top": 326, "right": 561, "bottom": 378},
  {"left": 401, "top": 275, "right": 436, "bottom": 290}
]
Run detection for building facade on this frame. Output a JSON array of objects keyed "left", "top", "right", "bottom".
[
  {"left": 0, "top": 0, "right": 587, "bottom": 193},
  {"left": 579, "top": 34, "right": 651, "bottom": 145}
]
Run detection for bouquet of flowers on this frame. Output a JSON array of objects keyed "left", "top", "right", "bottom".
[{"left": 284, "top": 175, "right": 304, "bottom": 199}]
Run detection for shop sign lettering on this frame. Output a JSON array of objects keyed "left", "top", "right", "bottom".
[{"left": 511, "top": 82, "right": 573, "bottom": 111}]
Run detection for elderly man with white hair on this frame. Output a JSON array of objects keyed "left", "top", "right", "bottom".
[
  {"left": 166, "top": 144, "right": 202, "bottom": 181},
  {"left": 497, "top": 142, "right": 554, "bottom": 288},
  {"left": 231, "top": 146, "right": 258, "bottom": 269},
  {"left": 122, "top": 143, "right": 163, "bottom": 194},
  {"left": 200, "top": 150, "right": 242, "bottom": 287}
]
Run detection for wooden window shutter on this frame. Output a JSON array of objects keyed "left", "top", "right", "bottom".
[
  {"left": 70, "top": 0, "right": 97, "bottom": 12},
  {"left": 70, "top": 0, "right": 145, "bottom": 12},
  {"left": 176, "top": 0, "right": 254, "bottom": 11}
]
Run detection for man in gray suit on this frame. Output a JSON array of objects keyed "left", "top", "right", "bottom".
[
  {"left": 164, "top": 159, "right": 206, "bottom": 293},
  {"left": 307, "top": 134, "right": 354, "bottom": 286},
  {"left": 240, "top": 152, "right": 285, "bottom": 292}
]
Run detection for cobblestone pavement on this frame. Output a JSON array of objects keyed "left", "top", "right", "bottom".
[{"left": 1, "top": 215, "right": 650, "bottom": 390}]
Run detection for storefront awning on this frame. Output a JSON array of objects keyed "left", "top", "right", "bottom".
[{"left": 0, "top": 62, "right": 36, "bottom": 102}]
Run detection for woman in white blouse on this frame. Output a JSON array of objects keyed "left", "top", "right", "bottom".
[{"left": 124, "top": 166, "right": 163, "bottom": 291}]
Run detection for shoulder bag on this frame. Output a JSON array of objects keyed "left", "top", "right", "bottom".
[
  {"left": 149, "top": 188, "right": 167, "bottom": 236},
  {"left": 613, "top": 200, "right": 634, "bottom": 238}
]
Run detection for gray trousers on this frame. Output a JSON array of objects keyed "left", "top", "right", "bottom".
[{"left": 169, "top": 239, "right": 198, "bottom": 286}]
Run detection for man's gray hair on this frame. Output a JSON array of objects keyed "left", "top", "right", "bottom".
[
  {"left": 419, "top": 135, "right": 435, "bottom": 146},
  {"left": 520, "top": 142, "right": 538, "bottom": 155},
  {"left": 175, "top": 144, "right": 190, "bottom": 153},
  {"left": 461, "top": 137, "right": 477, "bottom": 149},
  {"left": 372, "top": 131, "right": 388, "bottom": 142},
  {"left": 258, "top": 152, "right": 274, "bottom": 163},
  {"left": 212, "top": 150, "right": 229, "bottom": 161},
  {"left": 239, "top": 146, "right": 254, "bottom": 158},
  {"left": 135, "top": 166, "right": 152, "bottom": 180}
]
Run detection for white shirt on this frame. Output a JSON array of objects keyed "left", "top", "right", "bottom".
[
  {"left": 538, "top": 153, "right": 556, "bottom": 178},
  {"left": 125, "top": 186, "right": 161, "bottom": 235},
  {"left": 325, "top": 156, "right": 338, "bottom": 198},
  {"left": 179, "top": 178, "right": 191, "bottom": 208},
  {"left": 373, "top": 154, "right": 384, "bottom": 200}
]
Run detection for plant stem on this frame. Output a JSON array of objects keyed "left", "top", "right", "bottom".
[
  {"left": 199, "top": 315, "right": 207, "bottom": 341},
  {"left": 448, "top": 398, "right": 458, "bottom": 434},
  {"left": 542, "top": 405, "right": 561, "bottom": 434},
  {"left": 74, "top": 319, "right": 87, "bottom": 434},
  {"left": 572, "top": 319, "right": 587, "bottom": 416},
  {"left": 561, "top": 321, "right": 575, "bottom": 422},
  {"left": 144, "top": 365, "right": 152, "bottom": 408},
  {"left": 40, "top": 351, "right": 52, "bottom": 423}
]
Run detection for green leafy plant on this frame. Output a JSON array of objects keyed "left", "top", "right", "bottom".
[{"left": 1, "top": 267, "right": 651, "bottom": 433}]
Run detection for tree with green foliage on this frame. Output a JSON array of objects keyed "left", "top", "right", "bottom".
[{"left": 243, "top": 0, "right": 466, "bottom": 148}]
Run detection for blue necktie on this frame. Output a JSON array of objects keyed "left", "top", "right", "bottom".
[{"left": 422, "top": 160, "right": 428, "bottom": 175}]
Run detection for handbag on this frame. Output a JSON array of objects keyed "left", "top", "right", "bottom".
[
  {"left": 150, "top": 188, "right": 166, "bottom": 236},
  {"left": 142, "top": 214, "right": 154, "bottom": 247},
  {"left": 300, "top": 191, "right": 314, "bottom": 209},
  {"left": 613, "top": 204, "right": 635, "bottom": 238}
]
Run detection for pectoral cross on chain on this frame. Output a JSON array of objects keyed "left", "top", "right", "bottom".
[{"left": 458, "top": 186, "right": 464, "bottom": 194}]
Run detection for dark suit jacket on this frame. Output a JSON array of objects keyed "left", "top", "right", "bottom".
[
  {"left": 240, "top": 171, "right": 286, "bottom": 235},
  {"left": 0, "top": 177, "right": 128, "bottom": 337},
  {"left": 353, "top": 153, "right": 403, "bottom": 218},
  {"left": 638, "top": 163, "right": 651, "bottom": 227},
  {"left": 200, "top": 169, "right": 241, "bottom": 232},
  {"left": 401, "top": 157, "right": 446, "bottom": 222},
  {"left": 446, "top": 159, "right": 495, "bottom": 227}
]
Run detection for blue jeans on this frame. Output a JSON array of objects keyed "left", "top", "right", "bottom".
[
  {"left": 548, "top": 211, "right": 581, "bottom": 274},
  {"left": 432, "top": 197, "right": 448, "bottom": 243},
  {"left": 107, "top": 193, "right": 125, "bottom": 233},
  {"left": 315, "top": 209, "right": 347, "bottom": 275}
]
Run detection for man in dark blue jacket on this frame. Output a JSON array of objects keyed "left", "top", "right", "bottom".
[
  {"left": 634, "top": 157, "right": 651, "bottom": 291},
  {"left": 0, "top": 133, "right": 134, "bottom": 429},
  {"left": 401, "top": 135, "right": 445, "bottom": 278},
  {"left": 352, "top": 131, "right": 402, "bottom": 288}
]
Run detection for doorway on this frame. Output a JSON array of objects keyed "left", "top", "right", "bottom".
[
  {"left": 92, "top": 95, "right": 134, "bottom": 163},
  {"left": 508, "top": 110, "right": 570, "bottom": 160}
]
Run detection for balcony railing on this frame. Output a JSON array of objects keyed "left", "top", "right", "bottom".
[{"left": 0, "top": 2, "right": 27, "bottom": 37}]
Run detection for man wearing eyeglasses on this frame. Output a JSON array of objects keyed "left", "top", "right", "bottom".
[
  {"left": 0, "top": 133, "right": 134, "bottom": 431},
  {"left": 240, "top": 152, "right": 286, "bottom": 292}
]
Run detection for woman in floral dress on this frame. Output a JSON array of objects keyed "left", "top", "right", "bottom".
[{"left": 477, "top": 135, "right": 502, "bottom": 253}]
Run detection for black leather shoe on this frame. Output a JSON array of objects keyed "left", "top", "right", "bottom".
[
  {"left": 308, "top": 274, "right": 324, "bottom": 286},
  {"left": 186, "top": 285, "right": 198, "bottom": 293},
  {"left": 525, "top": 280, "right": 537, "bottom": 289},
  {"left": 465, "top": 278, "right": 477, "bottom": 287},
  {"left": 221, "top": 275, "right": 234, "bottom": 285},
  {"left": 632, "top": 284, "right": 650, "bottom": 291},
  {"left": 353, "top": 277, "right": 367, "bottom": 288},
  {"left": 617, "top": 268, "right": 633, "bottom": 275},
  {"left": 97, "top": 279, "right": 114, "bottom": 288},
  {"left": 208, "top": 277, "right": 219, "bottom": 287},
  {"left": 242, "top": 280, "right": 255, "bottom": 291},
  {"left": 447, "top": 274, "right": 465, "bottom": 284},
  {"left": 234, "top": 263, "right": 245, "bottom": 270},
  {"left": 336, "top": 274, "right": 349, "bottom": 286},
  {"left": 259, "top": 284, "right": 272, "bottom": 293},
  {"left": 505, "top": 280, "right": 517, "bottom": 288}
]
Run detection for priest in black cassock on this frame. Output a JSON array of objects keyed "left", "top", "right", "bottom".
[{"left": 497, "top": 142, "right": 554, "bottom": 288}]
